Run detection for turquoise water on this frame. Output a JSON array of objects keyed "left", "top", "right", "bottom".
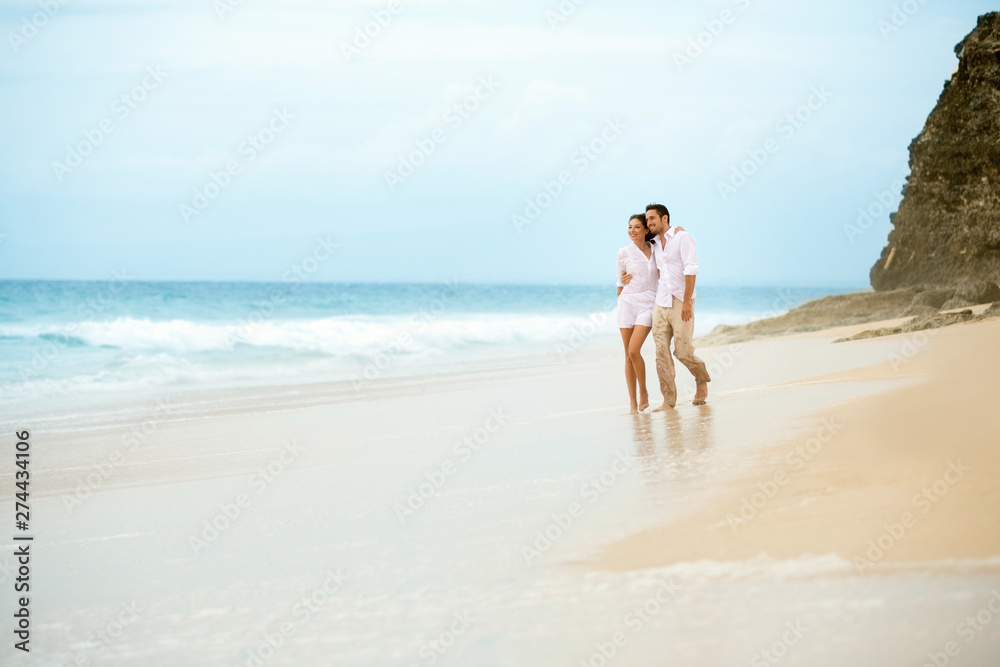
[{"left": 0, "top": 280, "right": 852, "bottom": 402}]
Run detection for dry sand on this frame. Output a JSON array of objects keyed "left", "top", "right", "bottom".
[{"left": 593, "top": 316, "right": 1000, "bottom": 572}]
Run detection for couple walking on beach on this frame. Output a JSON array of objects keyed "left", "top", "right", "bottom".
[{"left": 616, "top": 204, "right": 710, "bottom": 413}]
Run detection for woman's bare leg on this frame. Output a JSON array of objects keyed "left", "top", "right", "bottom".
[
  {"left": 629, "top": 325, "right": 652, "bottom": 411},
  {"left": 620, "top": 328, "right": 638, "bottom": 413}
]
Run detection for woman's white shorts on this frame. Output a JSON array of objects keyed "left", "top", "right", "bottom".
[{"left": 617, "top": 291, "right": 655, "bottom": 329}]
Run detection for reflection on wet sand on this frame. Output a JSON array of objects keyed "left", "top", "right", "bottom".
[{"left": 631, "top": 406, "right": 715, "bottom": 483}]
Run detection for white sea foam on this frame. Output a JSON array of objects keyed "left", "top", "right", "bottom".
[
  {"left": 1, "top": 308, "right": 762, "bottom": 356},
  {"left": 0, "top": 312, "right": 621, "bottom": 403},
  {"left": 0, "top": 308, "right": 772, "bottom": 405},
  {"left": 1, "top": 313, "right": 625, "bottom": 356}
]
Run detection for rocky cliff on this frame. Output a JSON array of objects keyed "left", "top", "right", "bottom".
[
  {"left": 870, "top": 12, "right": 1000, "bottom": 301},
  {"left": 701, "top": 14, "right": 1000, "bottom": 346}
]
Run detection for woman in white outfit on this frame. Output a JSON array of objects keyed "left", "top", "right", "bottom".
[{"left": 616, "top": 214, "right": 658, "bottom": 413}]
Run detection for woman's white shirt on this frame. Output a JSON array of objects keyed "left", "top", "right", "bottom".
[{"left": 616, "top": 243, "right": 658, "bottom": 299}]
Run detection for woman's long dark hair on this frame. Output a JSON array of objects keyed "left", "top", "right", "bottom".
[{"left": 629, "top": 213, "right": 655, "bottom": 244}]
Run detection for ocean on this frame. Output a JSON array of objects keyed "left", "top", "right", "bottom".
[{"left": 0, "top": 280, "right": 852, "bottom": 404}]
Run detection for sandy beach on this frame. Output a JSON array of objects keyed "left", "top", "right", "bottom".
[
  {"left": 6, "top": 2, "right": 1000, "bottom": 664},
  {"left": 594, "top": 314, "right": 1000, "bottom": 572},
  {"left": 2, "top": 308, "right": 999, "bottom": 666}
]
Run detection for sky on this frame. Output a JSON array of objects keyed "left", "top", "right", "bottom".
[{"left": 0, "top": 0, "right": 994, "bottom": 287}]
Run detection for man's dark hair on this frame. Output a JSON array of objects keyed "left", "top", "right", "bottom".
[{"left": 645, "top": 203, "right": 670, "bottom": 222}]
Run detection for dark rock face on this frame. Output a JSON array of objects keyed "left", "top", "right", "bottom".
[
  {"left": 834, "top": 310, "right": 977, "bottom": 343},
  {"left": 982, "top": 301, "right": 1000, "bottom": 318},
  {"left": 870, "top": 12, "right": 1000, "bottom": 297},
  {"left": 699, "top": 288, "right": 924, "bottom": 345},
  {"left": 956, "top": 279, "right": 1000, "bottom": 304},
  {"left": 910, "top": 287, "right": 955, "bottom": 309},
  {"left": 699, "top": 286, "right": 996, "bottom": 346},
  {"left": 941, "top": 296, "right": 975, "bottom": 310}
]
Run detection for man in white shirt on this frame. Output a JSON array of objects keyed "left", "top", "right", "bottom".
[{"left": 644, "top": 204, "right": 710, "bottom": 409}]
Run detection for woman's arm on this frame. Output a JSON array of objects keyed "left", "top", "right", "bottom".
[{"left": 616, "top": 249, "right": 628, "bottom": 294}]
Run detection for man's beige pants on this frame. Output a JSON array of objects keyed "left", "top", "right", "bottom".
[{"left": 651, "top": 301, "right": 711, "bottom": 407}]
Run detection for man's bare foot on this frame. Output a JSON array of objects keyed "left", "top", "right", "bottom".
[
  {"left": 652, "top": 402, "right": 675, "bottom": 412},
  {"left": 693, "top": 381, "right": 709, "bottom": 406}
]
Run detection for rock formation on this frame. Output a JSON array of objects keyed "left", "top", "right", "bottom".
[
  {"left": 870, "top": 12, "right": 1000, "bottom": 297},
  {"left": 700, "top": 14, "right": 1000, "bottom": 346}
]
